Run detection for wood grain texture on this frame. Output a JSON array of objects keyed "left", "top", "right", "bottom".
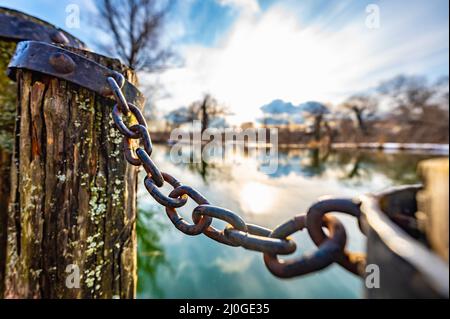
[
  {"left": 4, "top": 51, "right": 141, "bottom": 298},
  {"left": 0, "top": 39, "right": 17, "bottom": 298},
  {"left": 417, "top": 158, "right": 449, "bottom": 262}
]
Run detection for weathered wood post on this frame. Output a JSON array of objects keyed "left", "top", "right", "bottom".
[
  {"left": 0, "top": 35, "right": 16, "bottom": 299},
  {"left": 0, "top": 7, "right": 85, "bottom": 297},
  {"left": 4, "top": 40, "right": 144, "bottom": 298},
  {"left": 417, "top": 158, "right": 449, "bottom": 262}
]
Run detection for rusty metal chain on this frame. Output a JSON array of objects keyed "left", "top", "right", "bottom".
[{"left": 107, "top": 75, "right": 367, "bottom": 279}]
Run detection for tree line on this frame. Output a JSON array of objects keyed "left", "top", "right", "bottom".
[
  {"left": 92, "top": 0, "right": 448, "bottom": 144},
  {"left": 161, "top": 74, "right": 448, "bottom": 144}
]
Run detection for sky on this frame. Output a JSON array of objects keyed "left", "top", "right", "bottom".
[{"left": 1, "top": 0, "right": 449, "bottom": 123}]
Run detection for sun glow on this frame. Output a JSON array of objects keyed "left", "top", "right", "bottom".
[
  {"left": 240, "top": 181, "right": 275, "bottom": 214},
  {"left": 149, "top": 4, "right": 372, "bottom": 124},
  {"left": 144, "top": 0, "right": 448, "bottom": 125}
]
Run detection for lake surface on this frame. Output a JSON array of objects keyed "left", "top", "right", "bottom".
[{"left": 136, "top": 144, "right": 445, "bottom": 298}]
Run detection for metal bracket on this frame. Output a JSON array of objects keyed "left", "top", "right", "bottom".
[
  {"left": 8, "top": 41, "right": 144, "bottom": 105},
  {"left": 0, "top": 7, "right": 85, "bottom": 48}
]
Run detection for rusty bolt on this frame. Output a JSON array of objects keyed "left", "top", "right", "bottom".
[
  {"left": 50, "top": 31, "right": 70, "bottom": 45},
  {"left": 49, "top": 52, "right": 76, "bottom": 74}
]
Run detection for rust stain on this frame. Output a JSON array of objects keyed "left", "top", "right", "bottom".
[{"left": 31, "top": 123, "right": 41, "bottom": 157}]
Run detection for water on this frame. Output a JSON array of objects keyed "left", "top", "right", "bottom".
[{"left": 136, "top": 144, "right": 444, "bottom": 298}]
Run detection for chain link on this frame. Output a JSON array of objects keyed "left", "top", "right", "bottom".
[
  {"left": 107, "top": 76, "right": 367, "bottom": 279},
  {"left": 112, "top": 103, "right": 147, "bottom": 138},
  {"left": 264, "top": 214, "right": 347, "bottom": 278},
  {"left": 166, "top": 186, "right": 212, "bottom": 235}
]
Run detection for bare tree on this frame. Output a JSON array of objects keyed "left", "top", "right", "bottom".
[
  {"left": 165, "top": 94, "right": 229, "bottom": 133},
  {"left": 377, "top": 75, "right": 434, "bottom": 122},
  {"left": 197, "top": 94, "right": 228, "bottom": 133},
  {"left": 340, "top": 94, "right": 378, "bottom": 135},
  {"left": 376, "top": 74, "right": 449, "bottom": 143},
  {"left": 432, "top": 76, "right": 449, "bottom": 110},
  {"left": 188, "top": 94, "right": 229, "bottom": 133},
  {"left": 300, "top": 101, "right": 330, "bottom": 142},
  {"left": 95, "top": 0, "right": 172, "bottom": 71}
]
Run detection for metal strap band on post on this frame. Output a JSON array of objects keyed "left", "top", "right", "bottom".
[
  {"left": 0, "top": 8, "right": 85, "bottom": 48},
  {"left": 7, "top": 41, "right": 144, "bottom": 106}
]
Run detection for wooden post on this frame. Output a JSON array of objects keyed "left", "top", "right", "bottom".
[
  {"left": 0, "top": 7, "right": 85, "bottom": 298},
  {"left": 4, "top": 45, "right": 142, "bottom": 298},
  {"left": 0, "top": 39, "right": 17, "bottom": 298},
  {"left": 417, "top": 158, "right": 449, "bottom": 262}
]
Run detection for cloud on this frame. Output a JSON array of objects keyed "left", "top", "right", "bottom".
[
  {"left": 143, "top": 0, "right": 449, "bottom": 124},
  {"left": 213, "top": 255, "right": 254, "bottom": 273},
  {"left": 260, "top": 99, "right": 298, "bottom": 115},
  {"left": 216, "top": 0, "right": 260, "bottom": 14}
]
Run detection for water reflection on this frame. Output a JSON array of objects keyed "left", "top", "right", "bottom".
[
  {"left": 136, "top": 208, "right": 168, "bottom": 298},
  {"left": 187, "top": 159, "right": 233, "bottom": 184},
  {"left": 137, "top": 144, "right": 444, "bottom": 298}
]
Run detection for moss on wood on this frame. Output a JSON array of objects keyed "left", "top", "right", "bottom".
[
  {"left": 0, "top": 41, "right": 17, "bottom": 152},
  {"left": 4, "top": 50, "right": 141, "bottom": 298},
  {"left": 0, "top": 40, "right": 17, "bottom": 298}
]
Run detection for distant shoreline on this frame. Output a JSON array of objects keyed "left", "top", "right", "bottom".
[
  {"left": 155, "top": 139, "right": 449, "bottom": 155},
  {"left": 330, "top": 142, "right": 449, "bottom": 154}
]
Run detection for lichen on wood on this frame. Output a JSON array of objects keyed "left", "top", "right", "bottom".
[
  {"left": 0, "top": 41, "right": 17, "bottom": 152},
  {"left": 0, "top": 39, "right": 17, "bottom": 298},
  {"left": 4, "top": 51, "right": 141, "bottom": 298}
]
